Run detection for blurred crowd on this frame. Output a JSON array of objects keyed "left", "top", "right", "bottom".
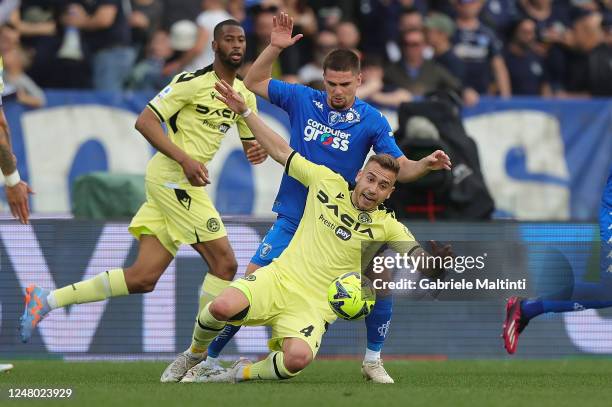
[{"left": 1, "top": 0, "right": 611, "bottom": 108}]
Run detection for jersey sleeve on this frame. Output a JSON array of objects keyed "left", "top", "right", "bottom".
[
  {"left": 386, "top": 219, "right": 420, "bottom": 255},
  {"left": 267, "top": 79, "right": 303, "bottom": 114},
  {"left": 372, "top": 112, "right": 404, "bottom": 159},
  {"left": 285, "top": 151, "right": 335, "bottom": 187},
  {"left": 236, "top": 90, "right": 258, "bottom": 141},
  {"left": 146, "top": 72, "right": 194, "bottom": 123}
]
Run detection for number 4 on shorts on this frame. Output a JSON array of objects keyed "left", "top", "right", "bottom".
[{"left": 299, "top": 325, "right": 314, "bottom": 337}]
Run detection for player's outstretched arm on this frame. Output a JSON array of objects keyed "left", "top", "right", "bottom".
[
  {"left": 215, "top": 80, "right": 292, "bottom": 166},
  {"left": 243, "top": 12, "right": 303, "bottom": 100},
  {"left": 396, "top": 151, "right": 452, "bottom": 183},
  {"left": 0, "top": 108, "right": 33, "bottom": 224}
]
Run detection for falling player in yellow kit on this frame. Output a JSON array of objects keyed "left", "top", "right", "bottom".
[
  {"left": 19, "top": 20, "right": 268, "bottom": 346},
  {"left": 173, "top": 80, "right": 449, "bottom": 383}
]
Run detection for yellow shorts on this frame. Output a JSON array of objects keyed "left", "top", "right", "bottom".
[
  {"left": 129, "top": 180, "right": 227, "bottom": 256},
  {"left": 231, "top": 267, "right": 331, "bottom": 358}
]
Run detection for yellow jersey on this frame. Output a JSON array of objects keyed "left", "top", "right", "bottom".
[
  {"left": 145, "top": 64, "right": 258, "bottom": 187},
  {"left": 271, "top": 152, "right": 419, "bottom": 321}
]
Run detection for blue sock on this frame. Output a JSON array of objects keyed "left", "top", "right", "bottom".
[
  {"left": 543, "top": 300, "right": 612, "bottom": 313},
  {"left": 520, "top": 299, "right": 545, "bottom": 320},
  {"left": 365, "top": 296, "right": 393, "bottom": 352},
  {"left": 207, "top": 324, "right": 241, "bottom": 358},
  {"left": 521, "top": 299, "right": 612, "bottom": 320}
]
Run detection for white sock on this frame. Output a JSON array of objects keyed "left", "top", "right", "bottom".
[
  {"left": 47, "top": 293, "right": 58, "bottom": 310},
  {"left": 364, "top": 348, "right": 381, "bottom": 362},
  {"left": 204, "top": 355, "right": 219, "bottom": 366}
]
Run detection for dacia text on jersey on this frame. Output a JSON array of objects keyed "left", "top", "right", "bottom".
[{"left": 317, "top": 189, "right": 374, "bottom": 240}]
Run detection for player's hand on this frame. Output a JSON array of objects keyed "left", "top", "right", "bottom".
[
  {"left": 428, "top": 240, "right": 453, "bottom": 259},
  {"left": 215, "top": 80, "right": 248, "bottom": 115},
  {"left": 245, "top": 141, "right": 268, "bottom": 165},
  {"left": 423, "top": 150, "right": 452, "bottom": 171},
  {"left": 5, "top": 181, "right": 34, "bottom": 225},
  {"left": 270, "top": 12, "right": 303, "bottom": 50},
  {"left": 180, "top": 157, "right": 210, "bottom": 186}
]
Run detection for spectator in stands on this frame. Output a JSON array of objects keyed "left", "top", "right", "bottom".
[
  {"left": 424, "top": 13, "right": 465, "bottom": 86},
  {"left": 559, "top": 10, "right": 612, "bottom": 96},
  {"left": 160, "top": 0, "right": 200, "bottom": 30},
  {"left": 503, "top": 18, "right": 552, "bottom": 95},
  {"left": 61, "top": 1, "right": 135, "bottom": 91},
  {"left": 1, "top": 45, "right": 46, "bottom": 108},
  {"left": 297, "top": 29, "right": 337, "bottom": 85},
  {"left": 357, "top": 54, "right": 412, "bottom": 107},
  {"left": 0, "top": 21, "right": 20, "bottom": 54},
  {"left": 227, "top": 0, "right": 246, "bottom": 22},
  {"left": 335, "top": 20, "right": 360, "bottom": 50},
  {"left": 384, "top": 28, "right": 462, "bottom": 98},
  {"left": 425, "top": 12, "right": 480, "bottom": 106},
  {"left": 480, "top": 0, "right": 520, "bottom": 41},
  {"left": 285, "top": 0, "right": 318, "bottom": 37},
  {"left": 285, "top": 0, "right": 318, "bottom": 66},
  {"left": 127, "top": 29, "right": 173, "bottom": 90},
  {"left": 130, "top": 0, "right": 163, "bottom": 58},
  {"left": 165, "top": 0, "right": 233, "bottom": 74},
  {"left": 452, "top": 0, "right": 511, "bottom": 97},
  {"left": 387, "top": 7, "right": 425, "bottom": 62},
  {"left": 517, "top": 0, "right": 571, "bottom": 51},
  {"left": 0, "top": 0, "right": 19, "bottom": 24},
  {"left": 244, "top": 5, "right": 300, "bottom": 82}
]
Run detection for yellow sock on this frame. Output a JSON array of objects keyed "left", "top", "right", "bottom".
[
  {"left": 198, "top": 273, "right": 231, "bottom": 312},
  {"left": 191, "top": 273, "right": 231, "bottom": 352},
  {"left": 50, "top": 269, "right": 129, "bottom": 308},
  {"left": 190, "top": 303, "right": 226, "bottom": 354},
  {"left": 241, "top": 351, "right": 299, "bottom": 381}
]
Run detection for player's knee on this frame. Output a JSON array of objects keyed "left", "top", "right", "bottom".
[
  {"left": 208, "top": 298, "right": 231, "bottom": 321},
  {"left": 283, "top": 348, "right": 312, "bottom": 373}
]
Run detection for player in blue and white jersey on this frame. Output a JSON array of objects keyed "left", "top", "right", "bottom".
[{"left": 503, "top": 164, "right": 612, "bottom": 354}]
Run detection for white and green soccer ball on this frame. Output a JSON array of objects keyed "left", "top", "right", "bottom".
[{"left": 328, "top": 272, "right": 376, "bottom": 320}]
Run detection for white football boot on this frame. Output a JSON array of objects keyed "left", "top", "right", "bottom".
[
  {"left": 160, "top": 351, "right": 205, "bottom": 383},
  {"left": 361, "top": 359, "right": 395, "bottom": 384},
  {"left": 183, "top": 358, "right": 252, "bottom": 383}
]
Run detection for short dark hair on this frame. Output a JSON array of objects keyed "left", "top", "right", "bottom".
[
  {"left": 366, "top": 154, "right": 400, "bottom": 176},
  {"left": 322, "top": 49, "right": 361, "bottom": 74},
  {"left": 213, "top": 19, "right": 243, "bottom": 40}
]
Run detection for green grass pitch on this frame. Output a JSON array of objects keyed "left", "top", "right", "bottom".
[{"left": 2, "top": 360, "right": 612, "bottom": 406}]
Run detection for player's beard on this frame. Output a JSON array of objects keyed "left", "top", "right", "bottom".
[{"left": 218, "top": 49, "right": 243, "bottom": 69}]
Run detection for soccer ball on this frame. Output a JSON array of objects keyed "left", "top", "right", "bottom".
[{"left": 328, "top": 272, "right": 376, "bottom": 320}]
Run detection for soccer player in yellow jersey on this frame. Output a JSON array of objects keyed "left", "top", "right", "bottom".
[
  {"left": 18, "top": 20, "right": 268, "bottom": 351},
  {"left": 175, "top": 79, "right": 448, "bottom": 383},
  {"left": 0, "top": 55, "right": 33, "bottom": 224}
]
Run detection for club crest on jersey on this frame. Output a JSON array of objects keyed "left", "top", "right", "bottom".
[
  {"left": 327, "top": 109, "right": 361, "bottom": 126},
  {"left": 219, "top": 123, "right": 230, "bottom": 133},
  {"left": 260, "top": 243, "right": 272, "bottom": 258},
  {"left": 358, "top": 212, "right": 372, "bottom": 224},
  {"left": 207, "top": 218, "right": 220, "bottom": 232}
]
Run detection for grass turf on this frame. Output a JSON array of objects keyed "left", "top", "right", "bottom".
[{"left": 1, "top": 360, "right": 612, "bottom": 407}]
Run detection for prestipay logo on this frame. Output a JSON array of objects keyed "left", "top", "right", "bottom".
[{"left": 304, "top": 119, "right": 351, "bottom": 151}]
